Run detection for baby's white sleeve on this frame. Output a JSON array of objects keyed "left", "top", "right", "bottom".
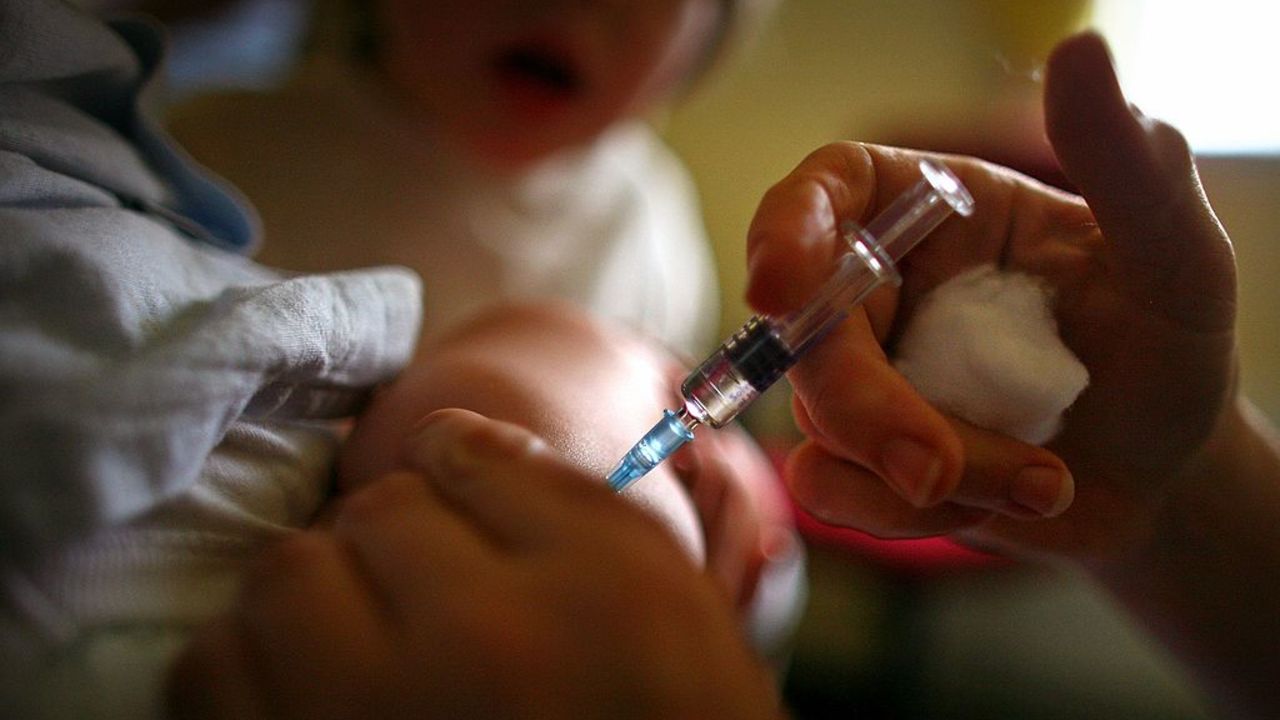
[{"left": 0, "top": 199, "right": 422, "bottom": 561}]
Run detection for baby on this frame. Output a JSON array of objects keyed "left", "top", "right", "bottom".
[
  {"left": 167, "top": 301, "right": 803, "bottom": 718},
  {"left": 169, "top": 0, "right": 775, "bottom": 354},
  {"left": 168, "top": 0, "right": 803, "bottom": 674},
  {"left": 0, "top": 1, "right": 787, "bottom": 717}
]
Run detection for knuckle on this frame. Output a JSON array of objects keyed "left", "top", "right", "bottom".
[
  {"left": 807, "top": 140, "right": 871, "bottom": 172},
  {"left": 1146, "top": 117, "right": 1193, "bottom": 161}
]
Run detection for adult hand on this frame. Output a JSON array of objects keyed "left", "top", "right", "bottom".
[
  {"left": 169, "top": 409, "right": 779, "bottom": 719},
  {"left": 745, "top": 32, "right": 1238, "bottom": 563}
]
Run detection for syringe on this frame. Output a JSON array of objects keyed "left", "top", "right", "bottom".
[{"left": 606, "top": 158, "right": 974, "bottom": 492}]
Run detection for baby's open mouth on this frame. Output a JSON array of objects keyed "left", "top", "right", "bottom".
[{"left": 494, "top": 45, "right": 583, "bottom": 98}]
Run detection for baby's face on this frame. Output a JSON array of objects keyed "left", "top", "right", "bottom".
[{"left": 375, "top": 0, "right": 722, "bottom": 169}]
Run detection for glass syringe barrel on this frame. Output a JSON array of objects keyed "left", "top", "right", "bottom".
[
  {"left": 607, "top": 159, "right": 973, "bottom": 492},
  {"left": 681, "top": 158, "right": 974, "bottom": 429}
]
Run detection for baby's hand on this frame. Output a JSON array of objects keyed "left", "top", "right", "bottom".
[{"left": 169, "top": 410, "right": 780, "bottom": 720}]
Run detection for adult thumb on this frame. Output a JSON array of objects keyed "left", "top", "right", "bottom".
[{"left": 1044, "top": 31, "right": 1235, "bottom": 332}]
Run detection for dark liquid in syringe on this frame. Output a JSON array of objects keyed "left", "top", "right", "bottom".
[{"left": 723, "top": 317, "right": 796, "bottom": 392}]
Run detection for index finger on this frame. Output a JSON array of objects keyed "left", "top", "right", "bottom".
[
  {"left": 744, "top": 141, "right": 877, "bottom": 316},
  {"left": 745, "top": 143, "right": 1032, "bottom": 326},
  {"left": 744, "top": 144, "right": 971, "bottom": 316},
  {"left": 740, "top": 142, "right": 1034, "bottom": 511},
  {"left": 401, "top": 409, "right": 646, "bottom": 551}
]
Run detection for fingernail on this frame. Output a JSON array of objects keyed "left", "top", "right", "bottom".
[
  {"left": 881, "top": 437, "right": 943, "bottom": 507},
  {"left": 1011, "top": 465, "right": 1074, "bottom": 517},
  {"left": 403, "top": 413, "right": 471, "bottom": 475}
]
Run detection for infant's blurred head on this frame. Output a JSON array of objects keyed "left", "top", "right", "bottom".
[
  {"left": 314, "top": 0, "right": 774, "bottom": 169},
  {"left": 373, "top": 0, "right": 719, "bottom": 168}
]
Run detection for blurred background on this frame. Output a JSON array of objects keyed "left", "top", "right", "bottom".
[{"left": 90, "top": 0, "right": 1278, "bottom": 716}]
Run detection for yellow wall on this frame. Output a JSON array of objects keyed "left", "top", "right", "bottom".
[
  {"left": 661, "top": 0, "right": 1278, "bottom": 421},
  {"left": 1200, "top": 157, "right": 1280, "bottom": 419}
]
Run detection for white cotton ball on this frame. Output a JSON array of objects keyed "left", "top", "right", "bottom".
[{"left": 892, "top": 264, "right": 1089, "bottom": 445}]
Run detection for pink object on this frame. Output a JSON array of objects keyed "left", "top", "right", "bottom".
[
  {"left": 764, "top": 445, "right": 1002, "bottom": 575},
  {"left": 794, "top": 506, "right": 1004, "bottom": 575}
]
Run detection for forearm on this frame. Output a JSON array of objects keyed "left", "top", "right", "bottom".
[{"left": 1095, "top": 397, "right": 1280, "bottom": 718}]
